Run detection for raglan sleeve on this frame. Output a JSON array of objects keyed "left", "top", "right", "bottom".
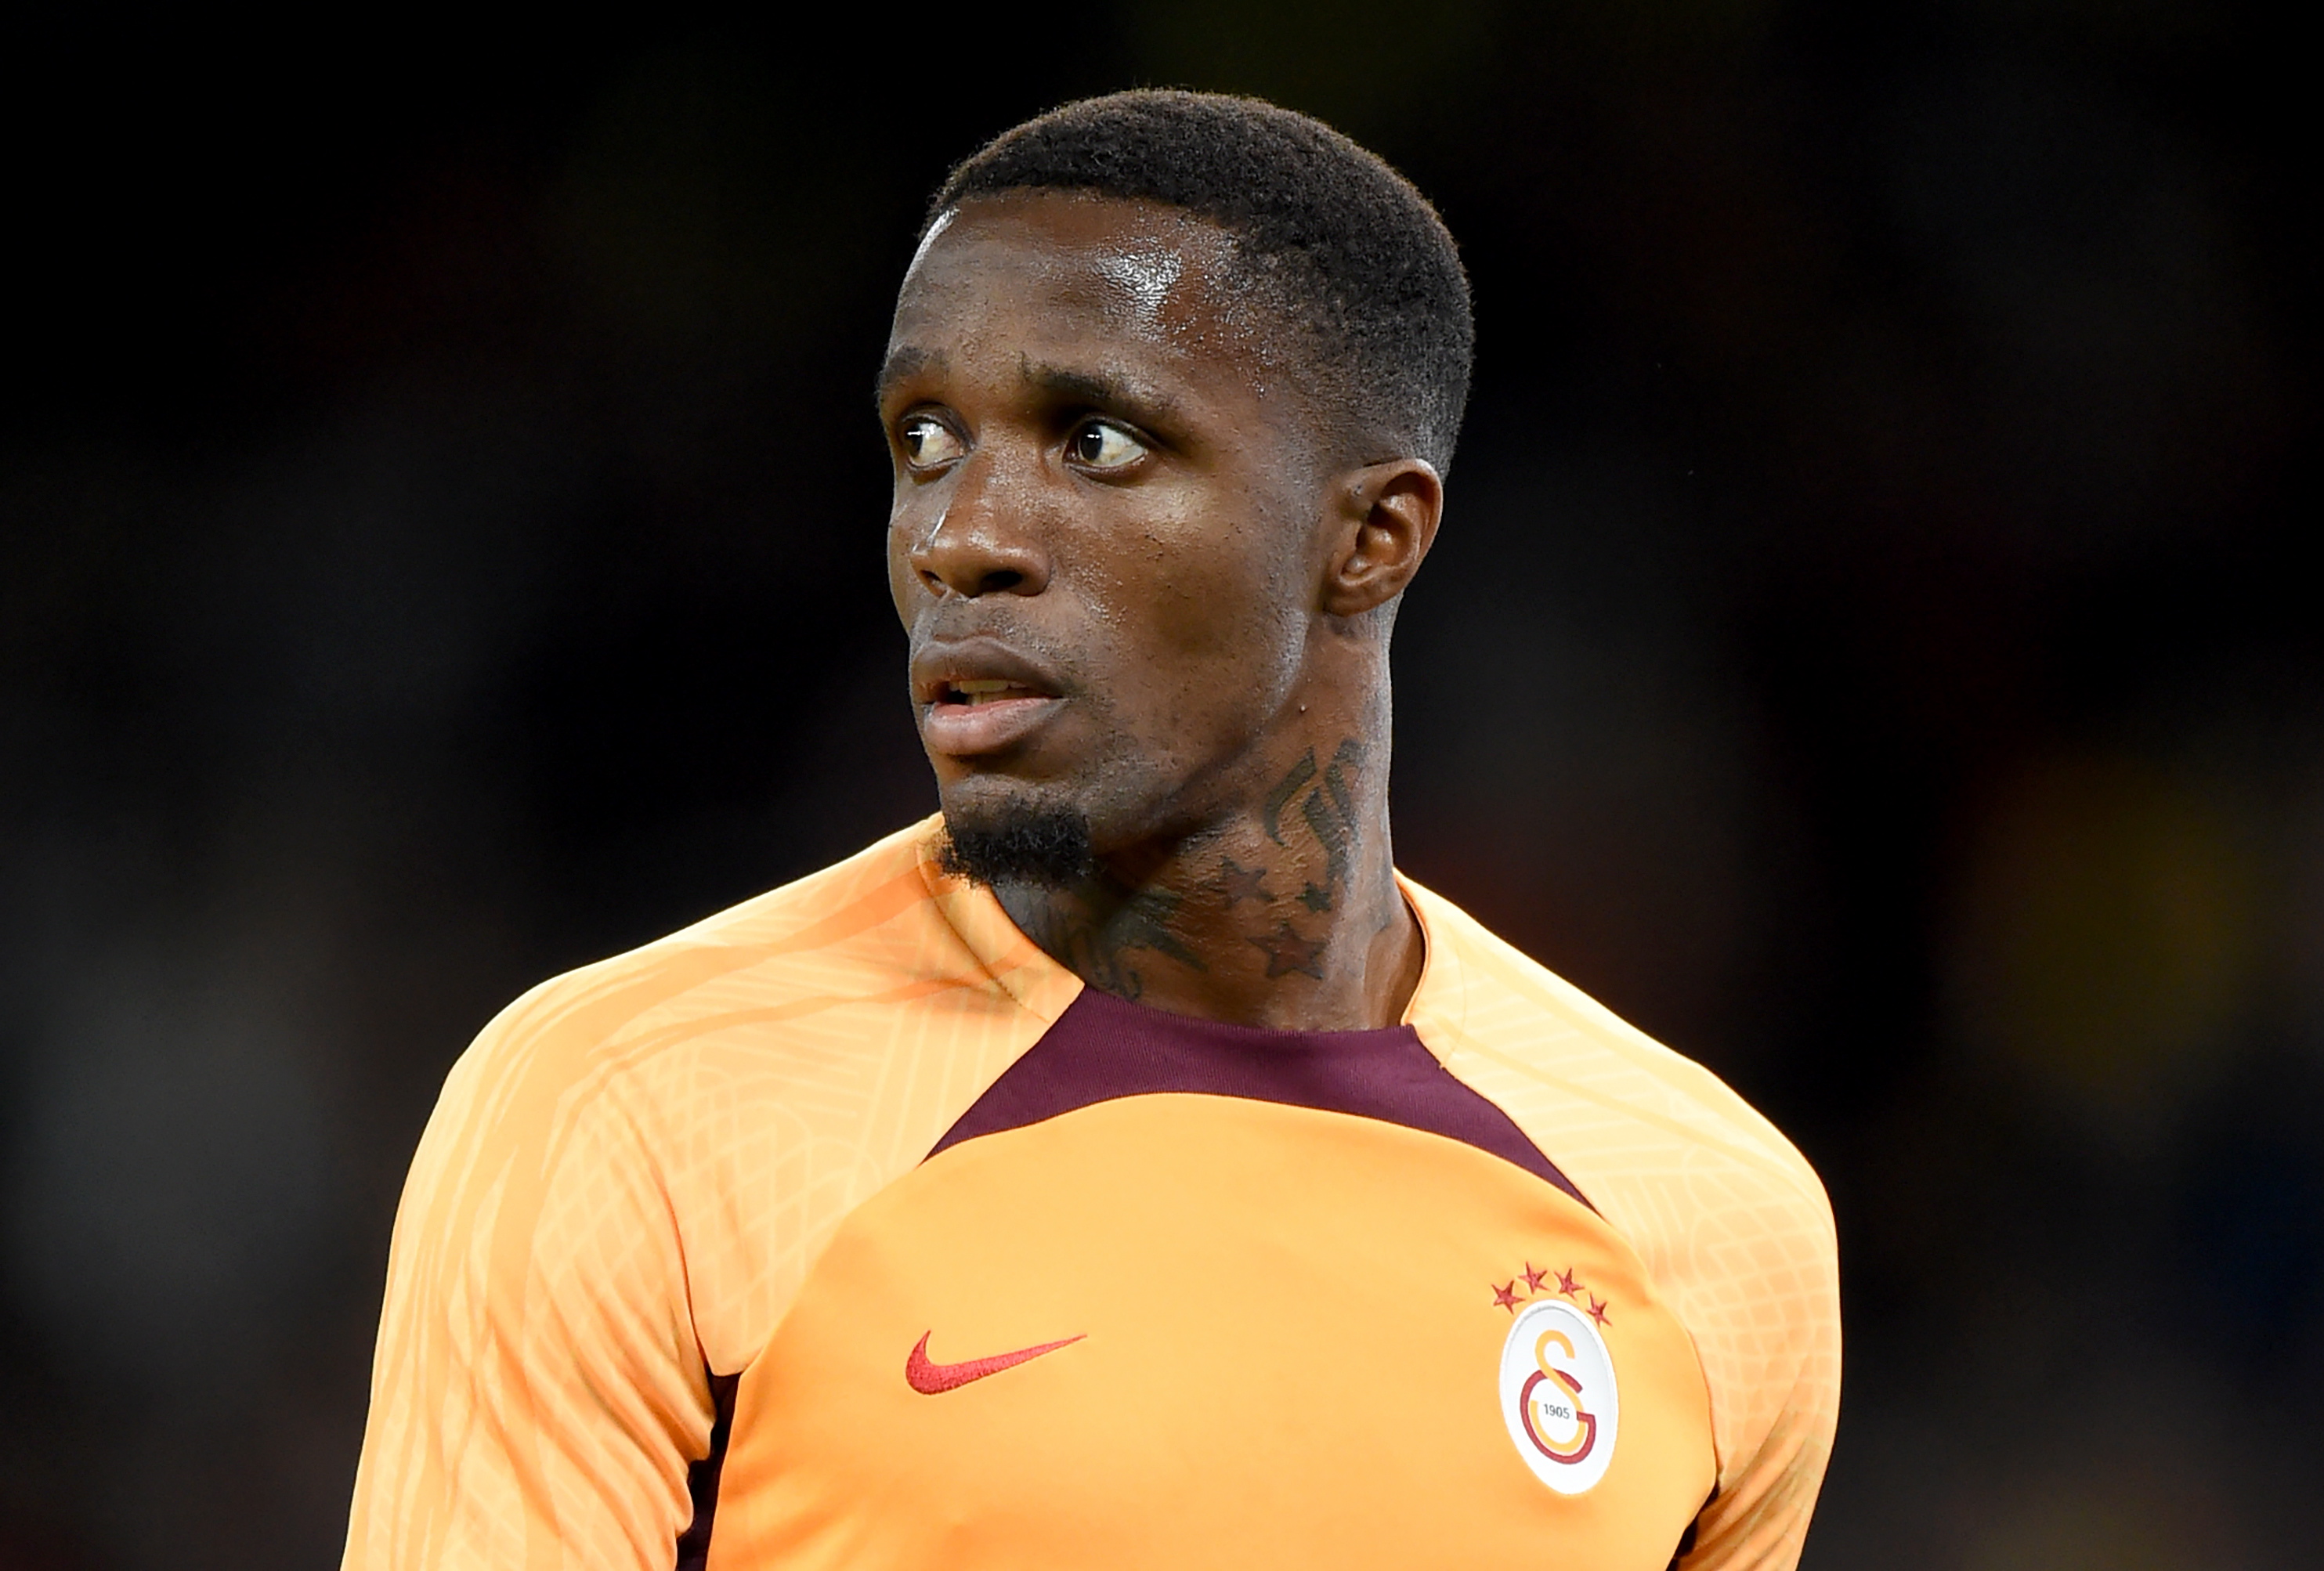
[
  {"left": 342, "top": 1003, "right": 714, "bottom": 1571},
  {"left": 1678, "top": 1176, "right": 1844, "bottom": 1571}
]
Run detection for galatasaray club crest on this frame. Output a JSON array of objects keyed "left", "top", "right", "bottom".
[{"left": 1497, "top": 1291, "right": 1619, "bottom": 1494}]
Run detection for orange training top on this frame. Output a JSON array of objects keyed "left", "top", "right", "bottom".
[{"left": 342, "top": 818, "right": 1839, "bottom": 1570}]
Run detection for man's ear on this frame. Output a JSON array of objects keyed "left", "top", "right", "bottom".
[{"left": 1320, "top": 458, "right": 1443, "bottom": 618}]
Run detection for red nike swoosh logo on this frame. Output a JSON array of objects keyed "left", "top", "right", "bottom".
[{"left": 905, "top": 1330, "right": 1086, "bottom": 1394}]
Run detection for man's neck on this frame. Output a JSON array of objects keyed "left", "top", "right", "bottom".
[{"left": 993, "top": 733, "right": 1422, "bottom": 1031}]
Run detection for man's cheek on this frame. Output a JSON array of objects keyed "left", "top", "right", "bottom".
[
  {"left": 1135, "top": 544, "right": 1281, "bottom": 660},
  {"left": 886, "top": 544, "right": 916, "bottom": 619},
  {"left": 1140, "top": 583, "right": 1220, "bottom": 656}
]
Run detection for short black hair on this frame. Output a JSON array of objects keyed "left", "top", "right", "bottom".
[{"left": 931, "top": 90, "right": 1473, "bottom": 475}]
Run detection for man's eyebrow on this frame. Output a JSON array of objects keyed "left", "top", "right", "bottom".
[
  {"left": 875, "top": 346, "right": 943, "bottom": 406},
  {"left": 1021, "top": 363, "right": 1183, "bottom": 427}
]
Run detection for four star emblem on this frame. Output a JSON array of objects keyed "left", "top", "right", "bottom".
[{"left": 1487, "top": 1262, "right": 1614, "bottom": 1326}]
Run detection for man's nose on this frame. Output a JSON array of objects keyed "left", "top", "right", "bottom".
[{"left": 909, "top": 453, "right": 1051, "bottom": 599}]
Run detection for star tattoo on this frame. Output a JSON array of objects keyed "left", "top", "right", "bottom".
[
  {"left": 1212, "top": 858, "right": 1275, "bottom": 907},
  {"left": 1247, "top": 919, "right": 1326, "bottom": 981}
]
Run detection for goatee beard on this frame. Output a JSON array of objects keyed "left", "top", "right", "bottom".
[{"left": 935, "top": 804, "right": 1097, "bottom": 889}]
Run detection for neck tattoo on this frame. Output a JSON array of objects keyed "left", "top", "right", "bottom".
[{"left": 1002, "top": 738, "right": 1382, "bottom": 1008}]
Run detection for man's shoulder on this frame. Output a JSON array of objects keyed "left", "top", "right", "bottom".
[
  {"left": 395, "top": 818, "right": 1072, "bottom": 1379},
  {"left": 1402, "top": 874, "right": 1831, "bottom": 1236},
  {"left": 1404, "top": 876, "right": 1841, "bottom": 1489},
  {"left": 434, "top": 817, "right": 1016, "bottom": 1122}
]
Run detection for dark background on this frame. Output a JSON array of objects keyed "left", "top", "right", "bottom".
[{"left": 2, "top": 4, "right": 2315, "bottom": 1566}]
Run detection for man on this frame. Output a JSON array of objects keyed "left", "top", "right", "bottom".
[{"left": 343, "top": 91, "right": 1838, "bottom": 1569}]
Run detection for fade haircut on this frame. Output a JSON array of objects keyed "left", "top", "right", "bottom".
[{"left": 931, "top": 90, "right": 1474, "bottom": 476}]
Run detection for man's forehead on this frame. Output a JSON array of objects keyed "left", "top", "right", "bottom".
[
  {"left": 924, "top": 189, "right": 1232, "bottom": 258},
  {"left": 895, "top": 193, "right": 1238, "bottom": 324},
  {"left": 882, "top": 194, "right": 1267, "bottom": 399}
]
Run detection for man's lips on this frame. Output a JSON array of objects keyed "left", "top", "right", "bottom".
[
  {"left": 912, "top": 640, "right": 1067, "bottom": 757},
  {"left": 923, "top": 688, "right": 1061, "bottom": 756}
]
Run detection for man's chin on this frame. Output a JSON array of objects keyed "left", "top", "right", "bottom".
[{"left": 935, "top": 799, "right": 1096, "bottom": 890}]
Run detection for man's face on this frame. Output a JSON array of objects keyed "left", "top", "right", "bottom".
[{"left": 880, "top": 192, "right": 1330, "bottom": 858}]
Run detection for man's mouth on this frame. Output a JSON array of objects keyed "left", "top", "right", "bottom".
[
  {"left": 938, "top": 678, "right": 1041, "bottom": 707},
  {"left": 913, "top": 643, "right": 1068, "bottom": 758}
]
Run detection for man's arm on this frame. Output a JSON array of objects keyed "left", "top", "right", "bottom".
[{"left": 343, "top": 1013, "right": 714, "bottom": 1571}]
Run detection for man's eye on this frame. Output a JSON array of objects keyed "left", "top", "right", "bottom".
[
  {"left": 1068, "top": 420, "right": 1147, "bottom": 470},
  {"left": 900, "top": 415, "right": 965, "bottom": 468}
]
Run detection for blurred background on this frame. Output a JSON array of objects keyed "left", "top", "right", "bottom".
[{"left": 2, "top": 2, "right": 2314, "bottom": 1566}]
